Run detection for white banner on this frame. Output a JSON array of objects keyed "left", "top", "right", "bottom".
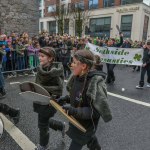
[{"left": 85, "top": 43, "right": 143, "bottom": 66}]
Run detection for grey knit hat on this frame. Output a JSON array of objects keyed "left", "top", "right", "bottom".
[
  {"left": 39, "top": 47, "right": 56, "bottom": 58},
  {"left": 74, "top": 50, "right": 95, "bottom": 68}
]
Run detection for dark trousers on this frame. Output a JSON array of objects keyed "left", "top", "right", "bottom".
[
  {"left": 69, "top": 136, "right": 101, "bottom": 150},
  {"left": 139, "top": 65, "right": 150, "bottom": 87},
  {"left": 69, "top": 141, "right": 83, "bottom": 150},
  {"left": 38, "top": 105, "right": 56, "bottom": 147},
  {"left": 37, "top": 105, "right": 63, "bottom": 147},
  {"left": 106, "top": 63, "right": 116, "bottom": 83}
]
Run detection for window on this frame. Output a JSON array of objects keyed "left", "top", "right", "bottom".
[
  {"left": 120, "top": 15, "right": 133, "bottom": 38},
  {"left": 89, "top": 17, "right": 111, "bottom": 37},
  {"left": 89, "top": 0, "right": 98, "bottom": 9},
  {"left": 40, "top": 22, "right": 43, "bottom": 31},
  {"left": 142, "top": 15, "right": 149, "bottom": 41},
  {"left": 39, "top": 0, "right": 42, "bottom": 7},
  {"left": 48, "top": 5, "right": 56, "bottom": 13},
  {"left": 61, "top": 4, "right": 68, "bottom": 14},
  {"left": 57, "top": 19, "right": 69, "bottom": 35},
  {"left": 64, "top": 19, "right": 69, "bottom": 34},
  {"left": 39, "top": 10, "right": 42, "bottom": 18},
  {"left": 103, "top": 0, "right": 114, "bottom": 7},
  {"left": 121, "top": 0, "right": 130, "bottom": 5},
  {"left": 121, "top": 0, "right": 143, "bottom": 5},
  {"left": 75, "top": 1, "right": 84, "bottom": 10},
  {"left": 75, "top": 19, "right": 83, "bottom": 36},
  {"left": 48, "top": 21, "right": 56, "bottom": 34}
]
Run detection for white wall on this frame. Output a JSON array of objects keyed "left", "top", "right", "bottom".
[{"left": 39, "top": 3, "right": 150, "bottom": 40}]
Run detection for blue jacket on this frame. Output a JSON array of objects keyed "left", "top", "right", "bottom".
[{"left": 0, "top": 41, "right": 8, "bottom": 47}]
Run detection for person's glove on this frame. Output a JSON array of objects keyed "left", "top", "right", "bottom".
[
  {"left": 62, "top": 104, "right": 77, "bottom": 116},
  {"left": 56, "top": 95, "right": 70, "bottom": 106}
]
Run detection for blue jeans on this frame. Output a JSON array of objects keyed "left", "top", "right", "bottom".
[{"left": 0, "top": 68, "right": 5, "bottom": 88}]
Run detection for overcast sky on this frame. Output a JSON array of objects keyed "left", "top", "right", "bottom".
[{"left": 143, "top": 0, "right": 150, "bottom": 5}]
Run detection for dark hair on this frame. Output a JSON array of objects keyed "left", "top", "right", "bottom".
[
  {"left": 95, "top": 55, "right": 101, "bottom": 64},
  {"left": 74, "top": 50, "right": 94, "bottom": 68},
  {"left": 39, "top": 47, "right": 56, "bottom": 59}
]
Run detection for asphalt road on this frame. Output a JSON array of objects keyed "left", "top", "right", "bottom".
[{"left": 0, "top": 65, "right": 150, "bottom": 150}]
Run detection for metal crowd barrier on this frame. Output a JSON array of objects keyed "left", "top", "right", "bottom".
[{"left": 1, "top": 49, "right": 39, "bottom": 75}]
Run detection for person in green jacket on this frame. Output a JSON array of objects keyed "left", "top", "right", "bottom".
[{"left": 33, "top": 47, "right": 65, "bottom": 150}]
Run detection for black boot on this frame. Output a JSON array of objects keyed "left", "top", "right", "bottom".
[
  {"left": 106, "top": 76, "right": 111, "bottom": 84},
  {"left": 0, "top": 88, "right": 6, "bottom": 99},
  {"left": 111, "top": 76, "right": 115, "bottom": 83},
  {"left": 0, "top": 104, "right": 20, "bottom": 124},
  {"left": 136, "top": 66, "right": 140, "bottom": 72},
  {"left": 11, "top": 108, "right": 20, "bottom": 124},
  {"left": 49, "top": 119, "right": 65, "bottom": 138},
  {"left": 87, "top": 136, "right": 101, "bottom": 150}
]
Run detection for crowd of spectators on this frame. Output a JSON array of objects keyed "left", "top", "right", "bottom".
[{"left": 0, "top": 31, "right": 146, "bottom": 78}]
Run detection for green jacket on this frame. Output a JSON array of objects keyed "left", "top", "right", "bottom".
[{"left": 35, "top": 62, "right": 64, "bottom": 97}]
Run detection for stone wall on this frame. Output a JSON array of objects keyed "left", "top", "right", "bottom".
[{"left": 0, "top": 0, "right": 39, "bottom": 36}]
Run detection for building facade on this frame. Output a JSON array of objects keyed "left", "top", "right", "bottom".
[
  {"left": 0, "top": 0, "right": 39, "bottom": 35},
  {"left": 39, "top": 0, "right": 150, "bottom": 41}
]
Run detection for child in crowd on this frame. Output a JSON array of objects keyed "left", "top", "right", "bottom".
[
  {"left": 27, "top": 40, "right": 35, "bottom": 69},
  {"left": 33, "top": 47, "right": 65, "bottom": 150},
  {"left": 34, "top": 42, "right": 40, "bottom": 67},
  {"left": 57, "top": 50, "right": 112, "bottom": 150}
]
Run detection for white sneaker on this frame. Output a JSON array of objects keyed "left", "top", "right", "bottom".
[
  {"left": 136, "top": 85, "right": 143, "bottom": 89},
  {"left": 146, "top": 84, "right": 150, "bottom": 88}
]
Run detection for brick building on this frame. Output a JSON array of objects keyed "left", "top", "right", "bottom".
[{"left": 39, "top": 0, "right": 150, "bottom": 41}]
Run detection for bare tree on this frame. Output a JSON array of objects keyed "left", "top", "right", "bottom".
[
  {"left": 51, "top": 2, "right": 91, "bottom": 37},
  {"left": 52, "top": 3, "right": 70, "bottom": 35},
  {"left": 70, "top": 2, "right": 91, "bottom": 37}
]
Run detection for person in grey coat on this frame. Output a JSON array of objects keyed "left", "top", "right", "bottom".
[{"left": 57, "top": 50, "right": 112, "bottom": 150}]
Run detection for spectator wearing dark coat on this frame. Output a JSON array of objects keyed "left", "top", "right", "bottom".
[
  {"left": 136, "top": 39, "right": 150, "bottom": 89},
  {"left": 57, "top": 44, "right": 71, "bottom": 79},
  {"left": 106, "top": 33, "right": 123, "bottom": 84}
]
